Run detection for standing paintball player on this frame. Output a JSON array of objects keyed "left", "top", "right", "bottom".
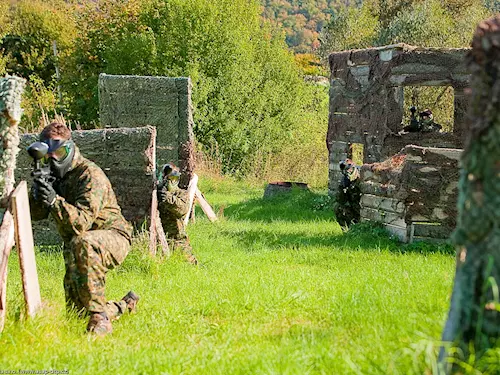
[
  {"left": 157, "top": 163, "right": 198, "bottom": 265},
  {"left": 28, "top": 122, "right": 139, "bottom": 335},
  {"left": 334, "top": 159, "right": 361, "bottom": 227}
]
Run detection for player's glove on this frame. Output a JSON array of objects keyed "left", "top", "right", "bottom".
[{"left": 34, "top": 178, "right": 57, "bottom": 208}]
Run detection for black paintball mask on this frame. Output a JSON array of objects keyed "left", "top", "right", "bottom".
[
  {"left": 161, "top": 163, "right": 181, "bottom": 191},
  {"left": 39, "top": 137, "right": 76, "bottom": 179},
  {"left": 339, "top": 159, "right": 360, "bottom": 189}
]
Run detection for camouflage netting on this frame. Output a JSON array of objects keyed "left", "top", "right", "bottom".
[
  {"left": 0, "top": 76, "right": 25, "bottom": 221},
  {"left": 15, "top": 127, "right": 156, "bottom": 244},
  {"left": 99, "top": 74, "right": 195, "bottom": 189},
  {"left": 440, "top": 15, "right": 500, "bottom": 371},
  {"left": 327, "top": 44, "right": 471, "bottom": 196}
]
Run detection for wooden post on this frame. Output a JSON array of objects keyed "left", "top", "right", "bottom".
[
  {"left": 195, "top": 188, "right": 218, "bottom": 222},
  {"left": 155, "top": 211, "right": 170, "bottom": 256},
  {"left": 11, "top": 181, "right": 41, "bottom": 317},
  {"left": 190, "top": 204, "right": 195, "bottom": 224},
  {"left": 0, "top": 210, "right": 15, "bottom": 332},
  {"left": 150, "top": 187, "right": 171, "bottom": 256},
  {"left": 183, "top": 173, "right": 198, "bottom": 227},
  {"left": 149, "top": 189, "right": 158, "bottom": 256}
]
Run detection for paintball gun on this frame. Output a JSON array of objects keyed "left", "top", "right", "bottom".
[{"left": 27, "top": 141, "right": 55, "bottom": 184}]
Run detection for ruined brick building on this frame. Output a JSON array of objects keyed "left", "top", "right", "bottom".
[{"left": 327, "top": 44, "right": 471, "bottom": 241}]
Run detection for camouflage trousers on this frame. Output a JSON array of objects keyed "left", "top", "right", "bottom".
[
  {"left": 63, "top": 230, "right": 130, "bottom": 319},
  {"left": 169, "top": 238, "right": 198, "bottom": 265}
]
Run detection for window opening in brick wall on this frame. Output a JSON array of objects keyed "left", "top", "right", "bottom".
[
  {"left": 402, "top": 86, "right": 455, "bottom": 133},
  {"left": 349, "top": 143, "right": 364, "bottom": 165}
]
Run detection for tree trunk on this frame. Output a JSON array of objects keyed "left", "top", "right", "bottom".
[{"left": 439, "top": 16, "right": 500, "bottom": 373}]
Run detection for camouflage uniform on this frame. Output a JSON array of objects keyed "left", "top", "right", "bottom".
[
  {"left": 334, "top": 160, "right": 361, "bottom": 227},
  {"left": 30, "top": 147, "right": 133, "bottom": 318},
  {"left": 157, "top": 185, "right": 198, "bottom": 265}
]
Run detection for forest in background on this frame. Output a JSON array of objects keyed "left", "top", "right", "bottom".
[
  {"left": 0, "top": 0, "right": 496, "bottom": 184},
  {"left": 263, "top": 0, "right": 499, "bottom": 54}
]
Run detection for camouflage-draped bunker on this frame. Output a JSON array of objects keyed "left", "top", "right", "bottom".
[
  {"left": 16, "top": 127, "right": 156, "bottom": 243},
  {"left": 98, "top": 74, "right": 195, "bottom": 188},
  {"left": 328, "top": 44, "right": 471, "bottom": 241}
]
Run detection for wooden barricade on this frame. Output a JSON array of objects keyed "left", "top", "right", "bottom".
[{"left": 0, "top": 181, "right": 42, "bottom": 332}]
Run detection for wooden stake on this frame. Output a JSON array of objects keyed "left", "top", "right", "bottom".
[
  {"left": 150, "top": 188, "right": 170, "bottom": 256},
  {"left": 195, "top": 188, "right": 218, "bottom": 222},
  {"left": 155, "top": 211, "right": 170, "bottom": 256},
  {"left": 149, "top": 189, "right": 158, "bottom": 256},
  {"left": 183, "top": 173, "right": 198, "bottom": 227},
  {"left": 11, "top": 181, "right": 41, "bottom": 318},
  {"left": 0, "top": 209, "right": 15, "bottom": 332},
  {"left": 190, "top": 204, "right": 196, "bottom": 224}
]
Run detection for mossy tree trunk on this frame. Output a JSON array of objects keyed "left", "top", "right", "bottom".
[{"left": 439, "top": 15, "right": 500, "bottom": 373}]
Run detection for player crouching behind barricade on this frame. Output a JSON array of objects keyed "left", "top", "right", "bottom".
[
  {"left": 157, "top": 163, "right": 198, "bottom": 265},
  {"left": 27, "top": 122, "right": 139, "bottom": 335},
  {"left": 334, "top": 159, "right": 361, "bottom": 228}
]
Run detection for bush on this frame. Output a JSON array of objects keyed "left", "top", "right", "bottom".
[{"left": 63, "top": 0, "right": 328, "bottom": 178}]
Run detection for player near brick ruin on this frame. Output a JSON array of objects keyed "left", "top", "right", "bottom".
[
  {"left": 28, "top": 122, "right": 139, "bottom": 335},
  {"left": 334, "top": 159, "right": 361, "bottom": 227},
  {"left": 402, "top": 106, "right": 443, "bottom": 133}
]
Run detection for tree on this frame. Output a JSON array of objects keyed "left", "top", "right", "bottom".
[
  {"left": 439, "top": 14, "right": 500, "bottom": 373},
  {"left": 0, "top": 0, "right": 77, "bottom": 129},
  {"left": 64, "top": 0, "right": 322, "bottom": 175},
  {"left": 318, "top": 0, "right": 492, "bottom": 59},
  {"left": 318, "top": 2, "right": 379, "bottom": 57}
]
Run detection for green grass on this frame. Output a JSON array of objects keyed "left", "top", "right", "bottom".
[{"left": 1, "top": 176, "right": 457, "bottom": 374}]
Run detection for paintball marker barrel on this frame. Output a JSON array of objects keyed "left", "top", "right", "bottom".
[
  {"left": 27, "top": 141, "right": 53, "bottom": 181},
  {"left": 27, "top": 141, "right": 48, "bottom": 162}
]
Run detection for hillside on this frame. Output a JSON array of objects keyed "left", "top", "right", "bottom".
[{"left": 261, "top": 0, "right": 341, "bottom": 53}]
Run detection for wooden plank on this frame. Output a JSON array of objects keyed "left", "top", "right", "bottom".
[
  {"left": 155, "top": 210, "right": 170, "bottom": 256},
  {"left": 183, "top": 174, "right": 198, "bottom": 227},
  {"left": 11, "top": 181, "right": 41, "bottom": 318},
  {"left": 190, "top": 204, "right": 196, "bottom": 224},
  {"left": 149, "top": 189, "right": 158, "bottom": 256},
  {"left": 195, "top": 189, "right": 218, "bottom": 222},
  {"left": 0, "top": 210, "right": 15, "bottom": 332}
]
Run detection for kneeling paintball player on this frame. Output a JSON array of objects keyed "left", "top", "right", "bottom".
[
  {"left": 28, "top": 122, "right": 139, "bottom": 335},
  {"left": 402, "top": 106, "right": 442, "bottom": 133},
  {"left": 157, "top": 163, "right": 198, "bottom": 265}
]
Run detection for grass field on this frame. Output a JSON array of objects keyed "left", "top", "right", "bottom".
[{"left": 1, "top": 176, "right": 457, "bottom": 374}]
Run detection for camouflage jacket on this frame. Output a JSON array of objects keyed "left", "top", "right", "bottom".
[
  {"left": 30, "top": 146, "right": 133, "bottom": 243},
  {"left": 157, "top": 186, "right": 190, "bottom": 239}
]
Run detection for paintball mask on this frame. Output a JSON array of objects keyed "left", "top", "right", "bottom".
[
  {"left": 39, "top": 137, "right": 76, "bottom": 179},
  {"left": 161, "top": 163, "right": 181, "bottom": 191},
  {"left": 419, "top": 109, "right": 433, "bottom": 125},
  {"left": 339, "top": 159, "right": 360, "bottom": 184}
]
